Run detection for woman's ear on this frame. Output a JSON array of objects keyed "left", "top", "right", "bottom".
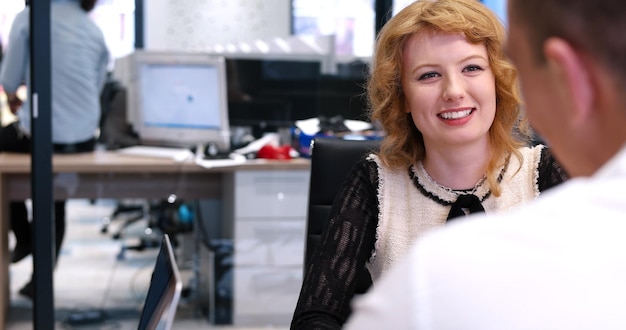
[{"left": 543, "top": 38, "right": 594, "bottom": 126}]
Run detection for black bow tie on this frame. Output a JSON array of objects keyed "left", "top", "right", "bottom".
[{"left": 446, "top": 194, "right": 485, "bottom": 221}]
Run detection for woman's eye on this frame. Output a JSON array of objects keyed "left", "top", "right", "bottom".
[
  {"left": 418, "top": 72, "right": 440, "bottom": 80},
  {"left": 463, "top": 65, "right": 484, "bottom": 72}
]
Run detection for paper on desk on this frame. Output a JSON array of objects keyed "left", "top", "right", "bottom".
[
  {"left": 294, "top": 118, "right": 320, "bottom": 136},
  {"left": 194, "top": 154, "right": 247, "bottom": 169},
  {"left": 295, "top": 118, "right": 373, "bottom": 135},
  {"left": 344, "top": 119, "right": 373, "bottom": 132}
]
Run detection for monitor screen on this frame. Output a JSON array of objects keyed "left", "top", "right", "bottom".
[
  {"left": 119, "top": 51, "right": 231, "bottom": 151},
  {"left": 139, "top": 64, "right": 222, "bottom": 131}
]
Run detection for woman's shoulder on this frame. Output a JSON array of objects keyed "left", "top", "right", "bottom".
[
  {"left": 520, "top": 143, "right": 558, "bottom": 163},
  {"left": 356, "top": 152, "right": 380, "bottom": 172},
  {"left": 522, "top": 144, "right": 570, "bottom": 191},
  {"left": 343, "top": 152, "right": 382, "bottom": 184},
  {"left": 517, "top": 144, "right": 554, "bottom": 166},
  {"left": 518, "top": 143, "right": 545, "bottom": 155}
]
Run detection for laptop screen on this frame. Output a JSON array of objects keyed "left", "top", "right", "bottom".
[{"left": 137, "top": 234, "right": 182, "bottom": 330}]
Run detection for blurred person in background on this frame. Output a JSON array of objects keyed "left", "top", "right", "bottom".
[{"left": 0, "top": 0, "right": 109, "bottom": 300}]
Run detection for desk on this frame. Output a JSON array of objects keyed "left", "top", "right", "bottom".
[{"left": 0, "top": 151, "right": 310, "bottom": 326}]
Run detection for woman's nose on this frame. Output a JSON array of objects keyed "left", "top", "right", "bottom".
[{"left": 442, "top": 74, "right": 466, "bottom": 101}]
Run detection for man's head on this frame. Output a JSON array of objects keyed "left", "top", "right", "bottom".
[
  {"left": 80, "top": 0, "right": 97, "bottom": 12},
  {"left": 507, "top": 0, "right": 626, "bottom": 177}
]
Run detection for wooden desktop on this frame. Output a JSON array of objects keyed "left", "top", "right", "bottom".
[{"left": 0, "top": 151, "right": 310, "bottom": 326}]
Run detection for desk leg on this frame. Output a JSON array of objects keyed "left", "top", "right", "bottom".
[{"left": 0, "top": 174, "right": 8, "bottom": 326}]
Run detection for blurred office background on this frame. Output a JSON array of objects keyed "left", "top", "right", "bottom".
[{"left": 0, "top": 0, "right": 507, "bottom": 328}]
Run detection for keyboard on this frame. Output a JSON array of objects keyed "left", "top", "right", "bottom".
[{"left": 116, "top": 146, "right": 193, "bottom": 160}]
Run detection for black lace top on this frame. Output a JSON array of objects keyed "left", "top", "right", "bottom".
[{"left": 290, "top": 146, "right": 569, "bottom": 329}]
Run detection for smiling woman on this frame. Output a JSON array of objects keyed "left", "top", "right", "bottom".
[
  {"left": 290, "top": 0, "right": 569, "bottom": 329},
  {"left": 401, "top": 32, "right": 496, "bottom": 154}
]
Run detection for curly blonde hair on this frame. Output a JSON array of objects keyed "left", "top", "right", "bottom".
[{"left": 368, "top": 0, "right": 528, "bottom": 197}]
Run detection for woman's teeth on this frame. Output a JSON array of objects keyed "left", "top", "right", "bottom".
[{"left": 439, "top": 109, "right": 472, "bottom": 120}]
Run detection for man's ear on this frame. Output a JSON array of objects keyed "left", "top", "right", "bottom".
[{"left": 543, "top": 38, "right": 594, "bottom": 126}]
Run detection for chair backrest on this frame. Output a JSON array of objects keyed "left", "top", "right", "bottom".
[
  {"left": 305, "top": 137, "right": 381, "bottom": 294},
  {"left": 99, "top": 81, "right": 140, "bottom": 149}
]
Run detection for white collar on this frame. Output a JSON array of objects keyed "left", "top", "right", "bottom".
[{"left": 593, "top": 142, "right": 626, "bottom": 179}]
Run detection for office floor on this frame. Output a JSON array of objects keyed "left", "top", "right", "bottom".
[{"left": 6, "top": 199, "right": 289, "bottom": 330}]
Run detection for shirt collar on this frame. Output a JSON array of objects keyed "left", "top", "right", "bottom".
[{"left": 593, "top": 142, "right": 626, "bottom": 179}]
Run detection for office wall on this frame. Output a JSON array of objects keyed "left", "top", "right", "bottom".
[{"left": 145, "top": 0, "right": 291, "bottom": 51}]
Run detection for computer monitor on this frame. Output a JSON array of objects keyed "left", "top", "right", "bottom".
[
  {"left": 115, "top": 50, "right": 231, "bottom": 151},
  {"left": 137, "top": 234, "right": 182, "bottom": 330},
  {"left": 225, "top": 57, "right": 368, "bottom": 127}
]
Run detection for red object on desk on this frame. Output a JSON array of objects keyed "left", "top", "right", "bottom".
[{"left": 257, "top": 144, "right": 292, "bottom": 160}]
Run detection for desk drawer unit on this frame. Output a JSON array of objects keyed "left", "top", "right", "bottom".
[
  {"left": 227, "top": 169, "right": 310, "bottom": 326},
  {"left": 233, "top": 170, "right": 309, "bottom": 218}
]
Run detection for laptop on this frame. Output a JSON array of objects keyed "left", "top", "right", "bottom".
[{"left": 137, "top": 234, "right": 183, "bottom": 330}]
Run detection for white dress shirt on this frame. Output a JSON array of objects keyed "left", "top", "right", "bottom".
[{"left": 345, "top": 143, "right": 626, "bottom": 330}]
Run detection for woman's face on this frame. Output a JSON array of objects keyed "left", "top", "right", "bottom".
[{"left": 401, "top": 32, "right": 496, "bottom": 150}]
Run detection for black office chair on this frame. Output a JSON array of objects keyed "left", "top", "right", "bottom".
[{"left": 305, "top": 137, "right": 381, "bottom": 294}]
